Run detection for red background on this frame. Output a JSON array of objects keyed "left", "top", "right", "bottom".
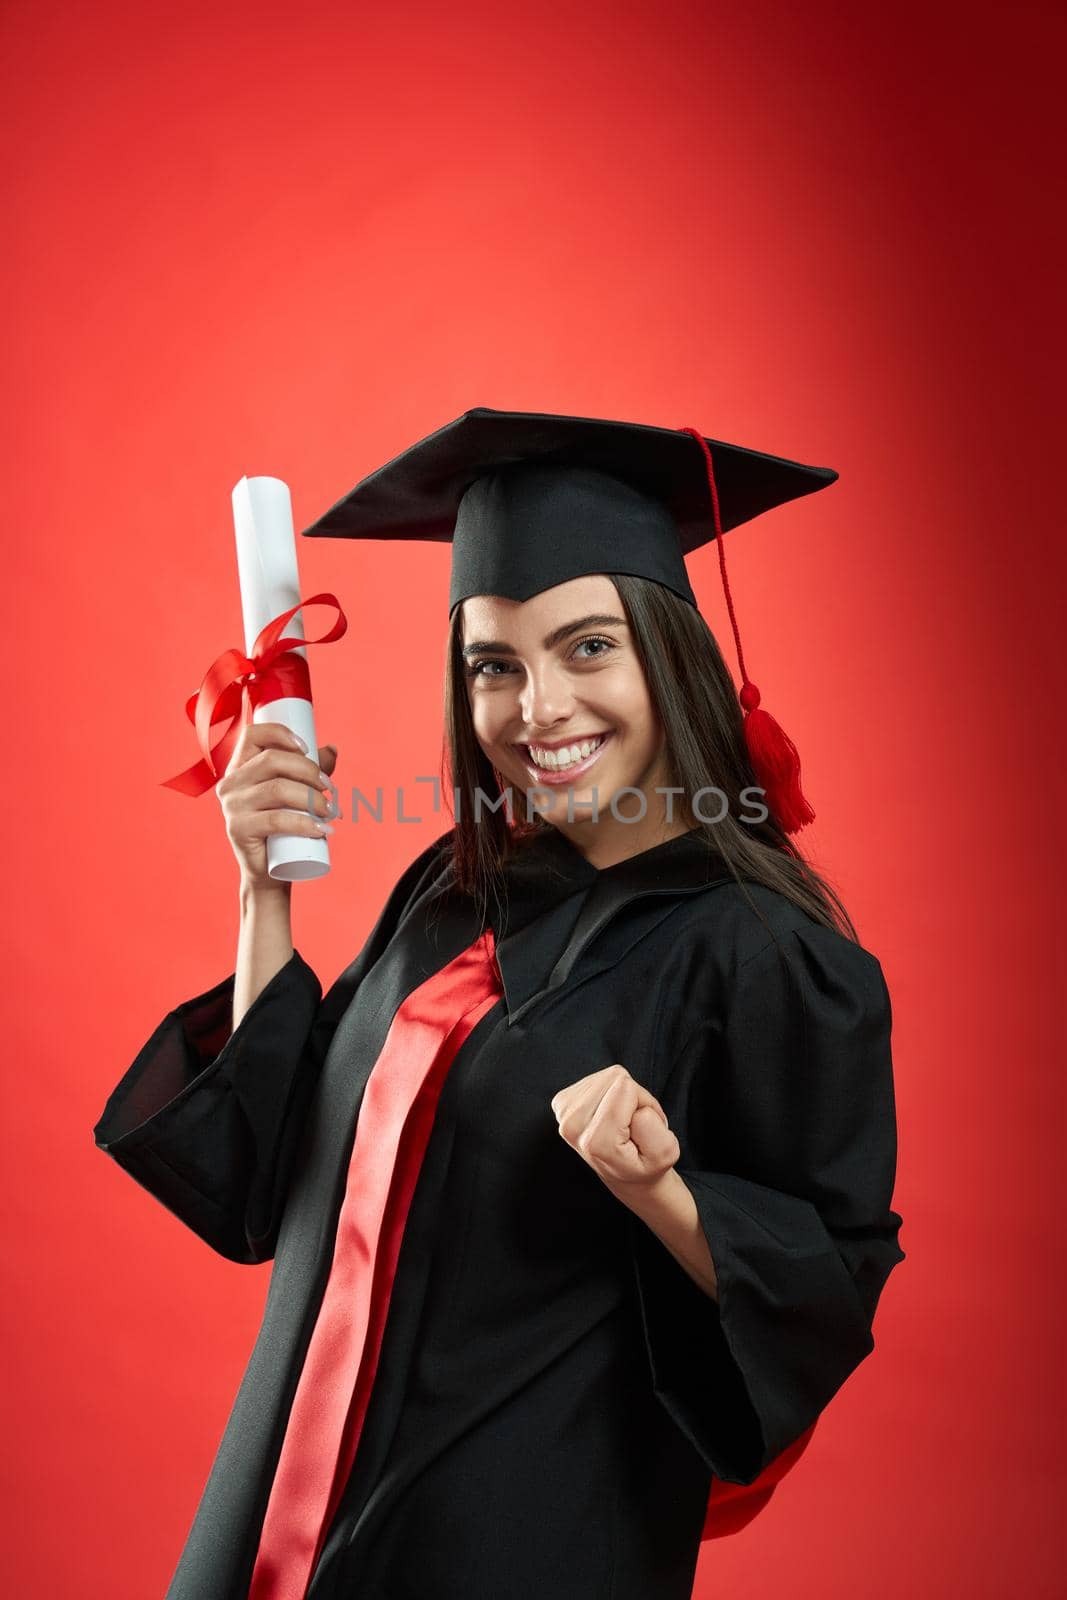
[{"left": 4, "top": 1, "right": 1063, "bottom": 1595}]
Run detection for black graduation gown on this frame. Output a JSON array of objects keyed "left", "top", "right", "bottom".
[{"left": 93, "top": 825, "right": 905, "bottom": 1599}]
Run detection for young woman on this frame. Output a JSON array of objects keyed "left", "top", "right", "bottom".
[{"left": 94, "top": 410, "right": 905, "bottom": 1600}]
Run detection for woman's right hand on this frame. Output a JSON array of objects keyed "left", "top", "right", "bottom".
[{"left": 216, "top": 722, "right": 338, "bottom": 892}]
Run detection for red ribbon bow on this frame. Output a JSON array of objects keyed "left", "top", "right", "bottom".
[{"left": 161, "top": 593, "right": 348, "bottom": 797}]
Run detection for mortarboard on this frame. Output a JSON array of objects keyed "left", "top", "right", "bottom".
[
  {"left": 299, "top": 406, "right": 839, "bottom": 834},
  {"left": 299, "top": 406, "right": 836, "bottom": 615}
]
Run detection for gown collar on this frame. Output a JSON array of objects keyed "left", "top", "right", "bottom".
[
  {"left": 499, "top": 822, "right": 730, "bottom": 901},
  {"left": 491, "top": 825, "right": 735, "bottom": 1025}
]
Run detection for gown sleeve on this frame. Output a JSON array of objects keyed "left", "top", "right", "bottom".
[
  {"left": 626, "top": 918, "right": 906, "bottom": 1487},
  {"left": 92, "top": 833, "right": 451, "bottom": 1266}
]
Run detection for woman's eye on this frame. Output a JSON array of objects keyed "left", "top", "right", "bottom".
[
  {"left": 466, "top": 659, "right": 512, "bottom": 678},
  {"left": 574, "top": 636, "right": 613, "bottom": 659}
]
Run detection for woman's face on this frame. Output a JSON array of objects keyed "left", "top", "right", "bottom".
[{"left": 460, "top": 574, "right": 678, "bottom": 841}]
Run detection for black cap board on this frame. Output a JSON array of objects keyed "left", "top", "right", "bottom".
[{"left": 299, "top": 406, "right": 839, "bottom": 616}]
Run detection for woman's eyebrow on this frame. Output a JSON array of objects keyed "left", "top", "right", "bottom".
[{"left": 461, "top": 613, "right": 628, "bottom": 659}]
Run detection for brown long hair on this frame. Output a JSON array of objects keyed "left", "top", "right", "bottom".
[{"left": 438, "top": 573, "right": 861, "bottom": 944}]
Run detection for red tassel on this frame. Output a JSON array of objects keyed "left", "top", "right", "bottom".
[
  {"left": 677, "top": 424, "right": 817, "bottom": 835},
  {"left": 739, "top": 680, "right": 815, "bottom": 834}
]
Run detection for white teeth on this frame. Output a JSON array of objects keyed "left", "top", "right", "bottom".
[{"left": 526, "top": 735, "right": 605, "bottom": 770}]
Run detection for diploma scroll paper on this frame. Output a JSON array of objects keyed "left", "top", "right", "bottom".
[{"left": 232, "top": 475, "right": 330, "bottom": 882}]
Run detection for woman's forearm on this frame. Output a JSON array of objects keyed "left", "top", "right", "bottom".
[
  {"left": 607, "top": 1168, "right": 720, "bottom": 1300},
  {"left": 234, "top": 879, "right": 295, "bottom": 1032}
]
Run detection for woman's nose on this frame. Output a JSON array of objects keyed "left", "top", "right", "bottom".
[{"left": 519, "top": 660, "right": 576, "bottom": 728}]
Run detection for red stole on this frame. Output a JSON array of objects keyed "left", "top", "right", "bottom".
[
  {"left": 701, "top": 1420, "right": 817, "bottom": 1538},
  {"left": 248, "top": 928, "right": 503, "bottom": 1599}
]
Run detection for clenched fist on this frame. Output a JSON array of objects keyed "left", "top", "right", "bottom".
[{"left": 550, "top": 1064, "right": 681, "bottom": 1189}]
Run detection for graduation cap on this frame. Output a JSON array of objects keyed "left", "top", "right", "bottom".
[{"left": 300, "top": 406, "right": 839, "bottom": 833}]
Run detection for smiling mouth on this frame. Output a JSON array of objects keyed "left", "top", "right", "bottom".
[{"left": 514, "top": 730, "right": 614, "bottom": 777}]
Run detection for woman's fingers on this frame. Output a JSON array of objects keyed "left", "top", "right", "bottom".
[{"left": 215, "top": 723, "right": 338, "bottom": 889}]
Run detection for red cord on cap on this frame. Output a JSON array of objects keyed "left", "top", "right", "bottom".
[{"left": 677, "top": 425, "right": 815, "bottom": 835}]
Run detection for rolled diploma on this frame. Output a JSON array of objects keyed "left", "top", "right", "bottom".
[{"left": 232, "top": 475, "right": 330, "bottom": 882}]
